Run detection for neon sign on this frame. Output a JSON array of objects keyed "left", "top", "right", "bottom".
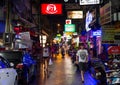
[
  {"left": 64, "top": 24, "right": 75, "bottom": 32},
  {"left": 85, "top": 11, "right": 93, "bottom": 31},
  {"left": 92, "top": 30, "right": 102, "bottom": 36}
]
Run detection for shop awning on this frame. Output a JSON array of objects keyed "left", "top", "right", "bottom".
[
  {"left": 19, "top": 17, "right": 36, "bottom": 28},
  {"left": 42, "top": 30, "right": 49, "bottom": 37},
  {"left": 108, "top": 46, "right": 120, "bottom": 54}
]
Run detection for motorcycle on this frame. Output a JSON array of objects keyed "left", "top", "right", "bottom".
[
  {"left": 90, "top": 58, "right": 107, "bottom": 85},
  {"left": 104, "top": 57, "right": 120, "bottom": 85}
]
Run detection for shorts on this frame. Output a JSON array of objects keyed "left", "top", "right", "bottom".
[{"left": 78, "top": 62, "right": 87, "bottom": 71}]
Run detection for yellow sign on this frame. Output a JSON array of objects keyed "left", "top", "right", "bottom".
[{"left": 64, "top": 32, "right": 73, "bottom": 35}]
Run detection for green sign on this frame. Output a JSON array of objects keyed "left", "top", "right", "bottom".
[{"left": 64, "top": 24, "right": 75, "bottom": 32}]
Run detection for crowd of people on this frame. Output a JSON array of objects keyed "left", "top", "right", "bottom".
[{"left": 27, "top": 41, "right": 107, "bottom": 84}]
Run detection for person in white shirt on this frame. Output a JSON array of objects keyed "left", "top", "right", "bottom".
[{"left": 76, "top": 43, "right": 88, "bottom": 83}]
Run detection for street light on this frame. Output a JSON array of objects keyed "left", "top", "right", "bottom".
[
  {"left": 64, "top": 0, "right": 69, "bottom": 2},
  {"left": 57, "top": 23, "right": 61, "bottom": 33}
]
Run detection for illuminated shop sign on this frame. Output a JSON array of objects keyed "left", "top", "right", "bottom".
[
  {"left": 65, "top": 19, "right": 71, "bottom": 24},
  {"left": 39, "top": 35, "right": 47, "bottom": 43},
  {"left": 67, "top": 11, "right": 83, "bottom": 19},
  {"left": 79, "top": 0, "right": 100, "bottom": 5},
  {"left": 41, "top": 4, "right": 62, "bottom": 15},
  {"left": 85, "top": 11, "right": 93, "bottom": 32},
  {"left": 108, "top": 46, "right": 120, "bottom": 54},
  {"left": 92, "top": 30, "right": 101, "bottom": 36},
  {"left": 64, "top": 24, "right": 75, "bottom": 32}
]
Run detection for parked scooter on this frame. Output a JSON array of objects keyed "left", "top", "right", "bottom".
[
  {"left": 104, "top": 57, "right": 120, "bottom": 84},
  {"left": 90, "top": 58, "right": 107, "bottom": 85}
]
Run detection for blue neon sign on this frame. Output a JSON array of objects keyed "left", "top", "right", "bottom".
[{"left": 92, "top": 30, "right": 102, "bottom": 36}]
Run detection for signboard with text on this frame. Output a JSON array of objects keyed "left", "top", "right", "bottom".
[
  {"left": 92, "top": 30, "right": 102, "bottom": 36},
  {"left": 100, "top": 1, "right": 112, "bottom": 25},
  {"left": 41, "top": 4, "right": 62, "bottom": 15},
  {"left": 65, "top": 3, "right": 81, "bottom": 10},
  {"left": 102, "top": 29, "right": 115, "bottom": 43},
  {"left": 67, "top": 11, "right": 83, "bottom": 19},
  {"left": 64, "top": 24, "right": 75, "bottom": 32},
  {"left": 108, "top": 46, "right": 120, "bottom": 54},
  {"left": 79, "top": 0, "right": 100, "bottom": 5}
]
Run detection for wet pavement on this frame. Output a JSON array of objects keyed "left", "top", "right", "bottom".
[{"left": 25, "top": 54, "right": 99, "bottom": 85}]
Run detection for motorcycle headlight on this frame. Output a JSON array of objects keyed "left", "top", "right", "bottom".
[{"left": 96, "top": 72, "right": 101, "bottom": 76}]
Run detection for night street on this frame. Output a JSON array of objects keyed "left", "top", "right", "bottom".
[
  {"left": 21, "top": 54, "right": 98, "bottom": 85},
  {"left": 0, "top": 0, "right": 120, "bottom": 85}
]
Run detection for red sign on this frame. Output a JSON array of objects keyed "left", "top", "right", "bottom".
[
  {"left": 108, "top": 46, "right": 120, "bottom": 54},
  {"left": 41, "top": 4, "right": 62, "bottom": 15},
  {"left": 14, "top": 26, "right": 23, "bottom": 34},
  {"left": 65, "top": 19, "right": 71, "bottom": 24}
]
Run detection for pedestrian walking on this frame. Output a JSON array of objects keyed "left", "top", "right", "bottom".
[
  {"left": 43, "top": 44, "right": 51, "bottom": 72},
  {"left": 61, "top": 46, "right": 65, "bottom": 58},
  {"left": 50, "top": 44, "right": 55, "bottom": 59},
  {"left": 76, "top": 43, "right": 89, "bottom": 83}
]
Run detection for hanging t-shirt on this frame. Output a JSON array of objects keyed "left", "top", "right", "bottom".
[{"left": 76, "top": 49, "right": 88, "bottom": 62}]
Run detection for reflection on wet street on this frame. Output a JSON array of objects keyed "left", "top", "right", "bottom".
[{"left": 22, "top": 54, "right": 98, "bottom": 85}]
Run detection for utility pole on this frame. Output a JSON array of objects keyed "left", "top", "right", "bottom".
[
  {"left": 5, "top": 0, "right": 10, "bottom": 33},
  {"left": 93, "top": 4, "right": 100, "bottom": 57},
  {"left": 4, "top": 0, "right": 12, "bottom": 49}
]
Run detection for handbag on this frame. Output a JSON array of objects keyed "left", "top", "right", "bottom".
[{"left": 48, "top": 58, "right": 53, "bottom": 65}]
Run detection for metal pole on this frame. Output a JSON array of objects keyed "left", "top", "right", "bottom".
[
  {"left": 5, "top": 0, "right": 10, "bottom": 33},
  {"left": 38, "top": 2, "right": 43, "bottom": 47},
  {"left": 38, "top": 1, "right": 43, "bottom": 65},
  {"left": 4, "top": 0, "right": 12, "bottom": 48}
]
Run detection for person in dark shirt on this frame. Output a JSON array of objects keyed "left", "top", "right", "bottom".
[{"left": 61, "top": 47, "right": 65, "bottom": 58}]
